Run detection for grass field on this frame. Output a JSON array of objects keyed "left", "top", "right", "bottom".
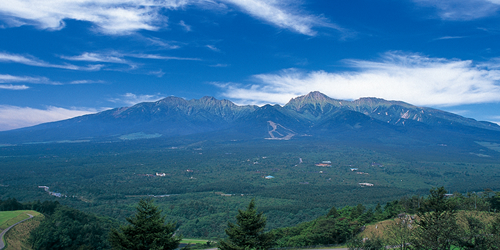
[
  {"left": 4, "top": 215, "right": 44, "bottom": 250},
  {"left": 0, "top": 210, "right": 43, "bottom": 250},
  {"left": 0, "top": 210, "right": 40, "bottom": 231},
  {"left": 180, "top": 238, "right": 213, "bottom": 244}
]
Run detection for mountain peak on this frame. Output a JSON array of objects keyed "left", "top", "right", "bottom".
[
  {"left": 298, "top": 91, "right": 331, "bottom": 102},
  {"left": 284, "top": 91, "right": 341, "bottom": 110}
]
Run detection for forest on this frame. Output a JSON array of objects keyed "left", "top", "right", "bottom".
[
  {"left": 2, "top": 186, "right": 500, "bottom": 249},
  {"left": 1, "top": 136, "right": 500, "bottom": 239}
]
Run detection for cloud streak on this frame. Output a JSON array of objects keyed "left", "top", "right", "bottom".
[
  {"left": 109, "top": 93, "right": 164, "bottom": 106},
  {"left": 0, "top": 0, "right": 336, "bottom": 36},
  {"left": 0, "top": 84, "right": 29, "bottom": 90},
  {"left": 0, "top": 52, "right": 102, "bottom": 70},
  {"left": 220, "top": 0, "right": 340, "bottom": 36},
  {"left": 0, "top": 74, "right": 65, "bottom": 86},
  {"left": 61, "top": 52, "right": 128, "bottom": 64},
  {"left": 0, "top": 74, "right": 102, "bottom": 86},
  {"left": 414, "top": 0, "right": 500, "bottom": 20},
  {"left": 218, "top": 51, "right": 500, "bottom": 107},
  {"left": 0, "top": 105, "right": 98, "bottom": 131},
  {"left": 0, "top": 0, "right": 189, "bottom": 35}
]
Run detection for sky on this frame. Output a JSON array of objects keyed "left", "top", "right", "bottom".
[{"left": 0, "top": 0, "right": 500, "bottom": 131}]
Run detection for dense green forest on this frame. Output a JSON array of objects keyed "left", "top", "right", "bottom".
[
  {"left": 1, "top": 137, "right": 500, "bottom": 238},
  {"left": 3, "top": 187, "right": 500, "bottom": 249}
]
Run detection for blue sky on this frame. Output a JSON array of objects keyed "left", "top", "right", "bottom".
[{"left": 1, "top": 0, "right": 500, "bottom": 131}]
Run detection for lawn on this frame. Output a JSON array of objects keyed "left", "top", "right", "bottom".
[
  {"left": 180, "top": 238, "right": 212, "bottom": 244},
  {"left": 0, "top": 210, "right": 41, "bottom": 231}
]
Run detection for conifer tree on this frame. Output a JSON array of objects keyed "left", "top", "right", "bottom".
[
  {"left": 109, "top": 199, "right": 181, "bottom": 250},
  {"left": 219, "top": 199, "right": 274, "bottom": 250},
  {"left": 411, "top": 187, "right": 459, "bottom": 250}
]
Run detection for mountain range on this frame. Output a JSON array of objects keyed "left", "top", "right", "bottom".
[{"left": 1, "top": 92, "right": 499, "bottom": 149}]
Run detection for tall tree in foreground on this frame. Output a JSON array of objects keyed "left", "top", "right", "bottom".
[
  {"left": 411, "top": 187, "right": 459, "bottom": 250},
  {"left": 218, "top": 199, "right": 274, "bottom": 250},
  {"left": 109, "top": 199, "right": 181, "bottom": 250}
]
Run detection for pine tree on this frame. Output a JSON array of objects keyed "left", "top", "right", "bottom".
[
  {"left": 218, "top": 199, "right": 274, "bottom": 250},
  {"left": 109, "top": 199, "right": 181, "bottom": 250},
  {"left": 411, "top": 187, "right": 459, "bottom": 250}
]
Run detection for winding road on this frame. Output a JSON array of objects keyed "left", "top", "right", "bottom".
[{"left": 0, "top": 213, "right": 34, "bottom": 250}]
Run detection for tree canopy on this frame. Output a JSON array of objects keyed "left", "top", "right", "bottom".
[
  {"left": 109, "top": 199, "right": 181, "bottom": 250},
  {"left": 218, "top": 199, "right": 274, "bottom": 250}
]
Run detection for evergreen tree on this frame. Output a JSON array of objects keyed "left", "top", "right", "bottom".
[
  {"left": 109, "top": 199, "right": 181, "bottom": 250},
  {"left": 218, "top": 199, "right": 273, "bottom": 250},
  {"left": 327, "top": 206, "right": 339, "bottom": 218},
  {"left": 411, "top": 187, "right": 459, "bottom": 250}
]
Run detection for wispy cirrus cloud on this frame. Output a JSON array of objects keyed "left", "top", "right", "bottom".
[
  {"left": 109, "top": 93, "right": 164, "bottom": 106},
  {"left": 0, "top": 84, "right": 29, "bottom": 90},
  {"left": 145, "top": 37, "right": 182, "bottom": 49},
  {"left": 206, "top": 45, "right": 220, "bottom": 52},
  {"left": 0, "top": 52, "right": 103, "bottom": 70},
  {"left": 0, "top": 0, "right": 190, "bottom": 35},
  {"left": 69, "top": 80, "right": 106, "bottom": 84},
  {"left": 218, "top": 51, "right": 500, "bottom": 106},
  {"left": 414, "top": 0, "right": 500, "bottom": 20},
  {"left": 220, "top": 0, "right": 341, "bottom": 36},
  {"left": 0, "top": 0, "right": 337, "bottom": 36},
  {"left": 61, "top": 51, "right": 200, "bottom": 71},
  {"left": 0, "top": 105, "right": 98, "bottom": 131},
  {"left": 129, "top": 53, "right": 201, "bottom": 61},
  {"left": 61, "top": 52, "right": 128, "bottom": 64},
  {"left": 0, "top": 74, "right": 103, "bottom": 86},
  {"left": 433, "top": 36, "right": 465, "bottom": 41},
  {"left": 0, "top": 74, "right": 62, "bottom": 85},
  {"left": 179, "top": 20, "right": 192, "bottom": 31}
]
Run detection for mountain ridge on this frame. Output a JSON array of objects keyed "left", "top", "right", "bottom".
[{"left": 0, "top": 92, "right": 499, "bottom": 145}]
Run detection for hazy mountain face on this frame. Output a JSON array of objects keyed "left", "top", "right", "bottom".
[{"left": 0, "top": 91, "right": 499, "bottom": 144}]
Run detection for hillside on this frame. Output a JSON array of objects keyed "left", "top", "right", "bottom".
[{"left": 0, "top": 92, "right": 498, "bottom": 146}]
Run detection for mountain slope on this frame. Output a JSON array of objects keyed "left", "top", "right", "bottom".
[{"left": 0, "top": 92, "right": 499, "bottom": 145}]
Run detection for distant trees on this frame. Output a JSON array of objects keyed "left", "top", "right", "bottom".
[
  {"left": 0, "top": 198, "right": 60, "bottom": 215},
  {"left": 218, "top": 199, "right": 274, "bottom": 250},
  {"left": 29, "top": 205, "right": 113, "bottom": 250},
  {"left": 109, "top": 199, "right": 181, "bottom": 250}
]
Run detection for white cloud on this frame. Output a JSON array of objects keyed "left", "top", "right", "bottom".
[
  {"left": 0, "top": 52, "right": 103, "bottom": 71},
  {"left": 148, "top": 69, "right": 165, "bottom": 77},
  {"left": 220, "top": 0, "right": 341, "bottom": 36},
  {"left": 0, "top": 84, "right": 29, "bottom": 90},
  {"left": 130, "top": 53, "right": 201, "bottom": 61},
  {"left": 218, "top": 51, "right": 500, "bottom": 106},
  {"left": 0, "top": 0, "right": 336, "bottom": 36},
  {"left": 61, "top": 52, "right": 128, "bottom": 64},
  {"left": 0, "top": 74, "right": 104, "bottom": 86},
  {"left": 109, "top": 93, "right": 164, "bottom": 105},
  {"left": 70, "top": 80, "right": 105, "bottom": 84},
  {"left": 210, "top": 63, "right": 228, "bottom": 67},
  {"left": 0, "top": 0, "right": 192, "bottom": 35},
  {"left": 434, "top": 36, "right": 465, "bottom": 40},
  {"left": 145, "top": 37, "right": 181, "bottom": 49},
  {"left": 0, "top": 74, "right": 64, "bottom": 85},
  {"left": 0, "top": 105, "right": 97, "bottom": 131},
  {"left": 206, "top": 45, "right": 220, "bottom": 52},
  {"left": 179, "top": 20, "right": 192, "bottom": 31},
  {"left": 414, "top": 0, "right": 500, "bottom": 20},
  {"left": 489, "top": 116, "right": 500, "bottom": 125}
]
